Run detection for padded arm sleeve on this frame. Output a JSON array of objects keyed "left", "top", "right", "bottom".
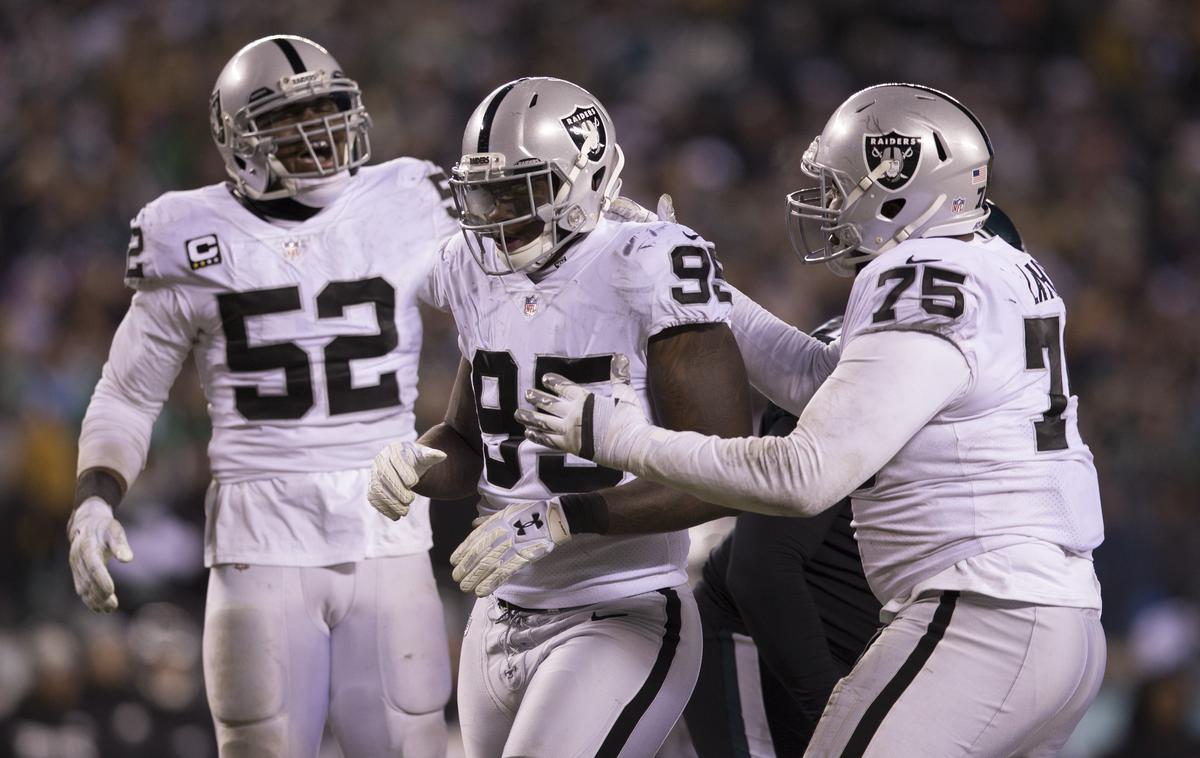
[
  {"left": 728, "top": 285, "right": 841, "bottom": 415},
  {"left": 604, "top": 330, "right": 969, "bottom": 516},
  {"left": 77, "top": 285, "right": 197, "bottom": 487}
]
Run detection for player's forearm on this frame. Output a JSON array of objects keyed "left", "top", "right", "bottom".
[
  {"left": 78, "top": 286, "right": 194, "bottom": 487},
  {"left": 560, "top": 479, "right": 738, "bottom": 536},
  {"left": 728, "top": 285, "right": 840, "bottom": 415},
  {"left": 413, "top": 422, "right": 483, "bottom": 500},
  {"left": 601, "top": 332, "right": 970, "bottom": 517}
]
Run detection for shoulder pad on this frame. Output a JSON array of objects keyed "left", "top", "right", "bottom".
[
  {"left": 356, "top": 158, "right": 456, "bottom": 224},
  {"left": 845, "top": 238, "right": 980, "bottom": 347},
  {"left": 125, "top": 185, "right": 230, "bottom": 289},
  {"left": 616, "top": 221, "right": 713, "bottom": 256}
]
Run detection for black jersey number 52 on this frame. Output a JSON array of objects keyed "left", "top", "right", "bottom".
[{"left": 218, "top": 277, "right": 399, "bottom": 420}]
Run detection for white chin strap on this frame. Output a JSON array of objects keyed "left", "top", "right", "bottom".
[
  {"left": 504, "top": 232, "right": 554, "bottom": 272},
  {"left": 289, "top": 172, "right": 354, "bottom": 207}
]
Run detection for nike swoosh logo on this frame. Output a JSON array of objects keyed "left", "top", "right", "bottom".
[
  {"left": 591, "top": 611, "right": 628, "bottom": 621},
  {"left": 906, "top": 255, "right": 940, "bottom": 264}
]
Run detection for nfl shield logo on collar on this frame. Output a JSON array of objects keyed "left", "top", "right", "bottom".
[{"left": 523, "top": 295, "right": 539, "bottom": 318}]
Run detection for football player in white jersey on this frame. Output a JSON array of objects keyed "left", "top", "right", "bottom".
[
  {"left": 499, "top": 83, "right": 1107, "bottom": 756},
  {"left": 366, "top": 77, "right": 754, "bottom": 757},
  {"left": 66, "top": 35, "right": 459, "bottom": 757}
]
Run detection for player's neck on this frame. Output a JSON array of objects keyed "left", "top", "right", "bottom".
[{"left": 228, "top": 184, "right": 322, "bottom": 226}]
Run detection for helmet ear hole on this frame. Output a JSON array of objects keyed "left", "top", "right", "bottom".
[
  {"left": 932, "top": 131, "right": 948, "bottom": 162},
  {"left": 880, "top": 199, "right": 906, "bottom": 219},
  {"left": 591, "top": 166, "right": 606, "bottom": 192},
  {"left": 233, "top": 156, "right": 247, "bottom": 170}
]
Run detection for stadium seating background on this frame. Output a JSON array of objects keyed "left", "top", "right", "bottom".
[{"left": 1, "top": 1, "right": 1197, "bottom": 755}]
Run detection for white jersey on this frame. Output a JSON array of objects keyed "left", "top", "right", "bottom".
[
  {"left": 80, "top": 158, "right": 459, "bottom": 565},
  {"left": 426, "top": 217, "right": 733, "bottom": 607},
  {"left": 840, "top": 235, "right": 1104, "bottom": 610}
]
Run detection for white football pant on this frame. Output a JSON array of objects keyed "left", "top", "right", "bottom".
[
  {"left": 806, "top": 591, "right": 1106, "bottom": 757},
  {"left": 203, "top": 554, "right": 452, "bottom": 757},
  {"left": 458, "top": 586, "right": 702, "bottom": 758}
]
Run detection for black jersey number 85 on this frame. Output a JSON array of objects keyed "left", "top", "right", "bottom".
[{"left": 217, "top": 277, "right": 400, "bottom": 420}]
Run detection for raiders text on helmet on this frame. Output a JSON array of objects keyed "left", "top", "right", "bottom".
[
  {"left": 786, "top": 83, "right": 993, "bottom": 274},
  {"left": 449, "top": 77, "right": 625, "bottom": 275},
  {"left": 210, "top": 35, "right": 371, "bottom": 201}
]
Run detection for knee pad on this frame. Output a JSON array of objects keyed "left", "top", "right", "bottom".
[{"left": 213, "top": 719, "right": 288, "bottom": 758}]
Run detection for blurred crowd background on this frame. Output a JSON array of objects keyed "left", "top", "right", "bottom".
[{"left": 2, "top": 0, "right": 1199, "bottom": 756}]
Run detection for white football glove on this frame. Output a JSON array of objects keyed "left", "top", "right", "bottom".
[
  {"left": 450, "top": 498, "right": 572, "bottom": 597},
  {"left": 67, "top": 497, "right": 134, "bottom": 613},
  {"left": 367, "top": 442, "right": 447, "bottom": 520},
  {"left": 513, "top": 353, "right": 650, "bottom": 468},
  {"left": 604, "top": 194, "right": 676, "bottom": 224}
]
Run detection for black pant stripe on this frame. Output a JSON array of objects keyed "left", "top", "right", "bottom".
[
  {"left": 595, "top": 588, "right": 682, "bottom": 758},
  {"left": 840, "top": 590, "right": 959, "bottom": 758}
]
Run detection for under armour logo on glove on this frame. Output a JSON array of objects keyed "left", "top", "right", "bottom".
[
  {"left": 512, "top": 513, "right": 544, "bottom": 536},
  {"left": 451, "top": 499, "right": 572, "bottom": 597}
]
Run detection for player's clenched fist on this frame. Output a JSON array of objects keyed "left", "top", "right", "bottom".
[
  {"left": 68, "top": 497, "right": 134, "bottom": 613},
  {"left": 367, "top": 442, "right": 447, "bottom": 520}
]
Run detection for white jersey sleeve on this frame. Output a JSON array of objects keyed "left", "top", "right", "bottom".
[
  {"left": 414, "top": 162, "right": 460, "bottom": 309},
  {"left": 727, "top": 284, "right": 841, "bottom": 415},
  {"left": 80, "top": 195, "right": 213, "bottom": 487},
  {"left": 612, "top": 222, "right": 733, "bottom": 341},
  {"left": 599, "top": 330, "right": 967, "bottom": 516},
  {"left": 77, "top": 274, "right": 198, "bottom": 487}
]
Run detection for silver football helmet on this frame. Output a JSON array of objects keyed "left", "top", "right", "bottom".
[
  {"left": 210, "top": 35, "right": 371, "bottom": 201},
  {"left": 449, "top": 77, "right": 625, "bottom": 275},
  {"left": 787, "top": 83, "right": 993, "bottom": 275}
]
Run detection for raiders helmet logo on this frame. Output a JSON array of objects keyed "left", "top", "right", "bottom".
[
  {"left": 864, "top": 131, "right": 922, "bottom": 191},
  {"left": 210, "top": 91, "right": 226, "bottom": 145},
  {"left": 560, "top": 105, "right": 607, "bottom": 162}
]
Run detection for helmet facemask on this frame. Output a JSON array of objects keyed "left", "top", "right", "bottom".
[
  {"left": 225, "top": 70, "right": 371, "bottom": 201},
  {"left": 450, "top": 128, "right": 621, "bottom": 276}
]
